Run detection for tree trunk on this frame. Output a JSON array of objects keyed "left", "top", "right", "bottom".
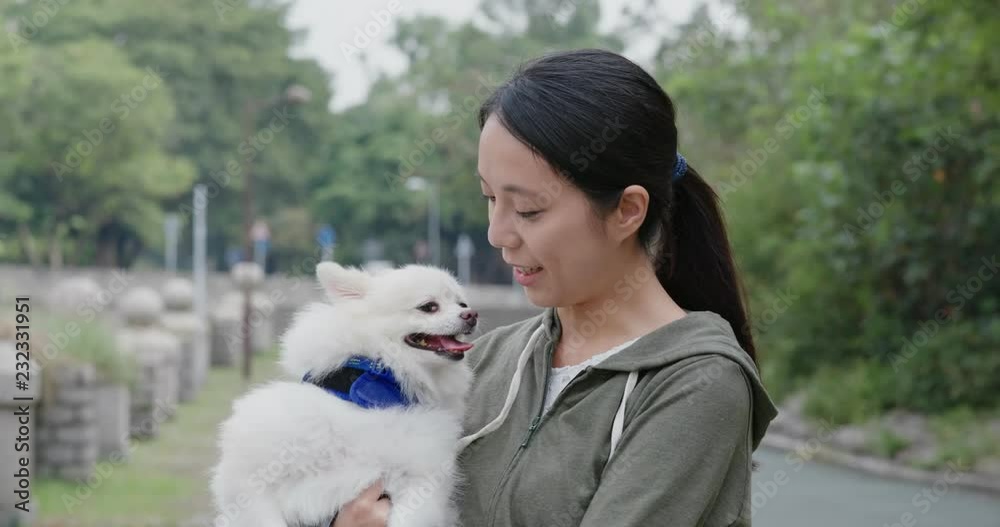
[
  {"left": 48, "top": 231, "right": 63, "bottom": 270},
  {"left": 95, "top": 222, "right": 119, "bottom": 267},
  {"left": 17, "top": 223, "right": 41, "bottom": 267}
]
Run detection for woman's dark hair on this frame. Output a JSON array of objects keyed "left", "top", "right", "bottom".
[{"left": 478, "top": 48, "right": 757, "bottom": 364}]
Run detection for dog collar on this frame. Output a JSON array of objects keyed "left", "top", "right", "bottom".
[{"left": 302, "top": 356, "right": 415, "bottom": 409}]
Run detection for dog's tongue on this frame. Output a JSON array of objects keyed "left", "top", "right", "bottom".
[{"left": 427, "top": 335, "right": 473, "bottom": 353}]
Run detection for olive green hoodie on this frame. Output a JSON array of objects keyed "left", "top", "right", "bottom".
[{"left": 455, "top": 306, "right": 778, "bottom": 526}]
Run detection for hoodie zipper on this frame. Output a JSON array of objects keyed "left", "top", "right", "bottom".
[
  {"left": 484, "top": 340, "right": 599, "bottom": 526},
  {"left": 484, "top": 339, "right": 554, "bottom": 526}
]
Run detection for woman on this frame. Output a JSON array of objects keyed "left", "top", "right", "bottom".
[{"left": 334, "top": 48, "right": 778, "bottom": 527}]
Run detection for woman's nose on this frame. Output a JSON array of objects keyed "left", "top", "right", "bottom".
[{"left": 487, "top": 213, "right": 519, "bottom": 249}]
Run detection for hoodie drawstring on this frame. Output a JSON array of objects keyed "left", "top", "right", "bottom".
[
  {"left": 458, "top": 323, "right": 638, "bottom": 463},
  {"left": 457, "top": 324, "right": 546, "bottom": 451},
  {"left": 609, "top": 370, "right": 638, "bottom": 460}
]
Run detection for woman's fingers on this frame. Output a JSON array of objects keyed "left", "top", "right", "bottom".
[
  {"left": 331, "top": 480, "right": 391, "bottom": 527},
  {"left": 361, "top": 480, "right": 385, "bottom": 499}
]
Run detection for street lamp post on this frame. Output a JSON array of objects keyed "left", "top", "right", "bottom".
[
  {"left": 405, "top": 175, "right": 441, "bottom": 267},
  {"left": 240, "top": 84, "right": 311, "bottom": 381}
]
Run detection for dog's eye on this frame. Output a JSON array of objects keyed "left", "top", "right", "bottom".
[
  {"left": 459, "top": 302, "right": 468, "bottom": 308},
  {"left": 418, "top": 301, "right": 439, "bottom": 313}
]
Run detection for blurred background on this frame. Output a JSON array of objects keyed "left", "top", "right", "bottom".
[{"left": 0, "top": 0, "right": 998, "bottom": 525}]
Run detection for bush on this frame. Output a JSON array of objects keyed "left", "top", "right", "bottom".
[
  {"left": 713, "top": 3, "right": 1000, "bottom": 413},
  {"left": 801, "top": 361, "right": 891, "bottom": 426},
  {"left": 869, "top": 427, "right": 911, "bottom": 459},
  {"left": 38, "top": 312, "right": 137, "bottom": 389},
  {"left": 882, "top": 318, "right": 1000, "bottom": 413}
]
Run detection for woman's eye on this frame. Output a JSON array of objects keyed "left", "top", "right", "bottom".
[
  {"left": 481, "top": 194, "right": 495, "bottom": 203},
  {"left": 418, "top": 302, "right": 439, "bottom": 313},
  {"left": 517, "top": 210, "right": 541, "bottom": 219}
]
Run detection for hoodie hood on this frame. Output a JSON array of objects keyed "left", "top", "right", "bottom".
[{"left": 538, "top": 306, "right": 778, "bottom": 449}]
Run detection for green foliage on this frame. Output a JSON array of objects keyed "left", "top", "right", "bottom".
[
  {"left": 666, "top": 0, "right": 999, "bottom": 413},
  {"left": 1, "top": 0, "right": 996, "bottom": 415},
  {"left": 0, "top": 0, "right": 332, "bottom": 268},
  {"left": 883, "top": 319, "right": 1000, "bottom": 413},
  {"left": 869, "top": 427, "right": 911, "bottom": 459},
  {"left": 928, "top": 406, "right": 1000, "bottom": 469},
  {"left": 802, "top": 361, "right": 891, "bottom": 426}
]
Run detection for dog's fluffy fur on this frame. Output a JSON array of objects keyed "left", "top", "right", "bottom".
[{"left": 210, "top": 263, "right": 475, "bottom": 527}]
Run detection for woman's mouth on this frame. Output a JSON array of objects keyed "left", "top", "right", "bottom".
[{"left": 513, "top": 265, "right": 544, "bottom": 286}]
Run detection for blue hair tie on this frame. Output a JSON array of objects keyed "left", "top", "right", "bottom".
[{"left": 672, "top": 153, "right": 687, "bottom": 181}]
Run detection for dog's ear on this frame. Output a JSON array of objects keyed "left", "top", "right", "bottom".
[{"left": 316, "top": 262, "right": 371, "bottom": 300}]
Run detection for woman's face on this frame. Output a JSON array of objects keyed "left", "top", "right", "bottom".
[{"left": 477, "top": 114, "right": 640, "bottom": 307}]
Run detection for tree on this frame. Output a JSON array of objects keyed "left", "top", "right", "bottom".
[
  {"left": 1, "top": 0, "right": 334, "bottom": 267},
  {"left": 0, "top": 33, "right": 195, "bottom": 267}
]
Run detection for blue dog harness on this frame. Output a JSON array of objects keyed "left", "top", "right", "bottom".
[{"left": 302, "top": 356, "right": 415, "bottom": 409}]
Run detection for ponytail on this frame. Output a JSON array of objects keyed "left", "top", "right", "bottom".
[{"left": 656, "top": 164, "right": 757, "bottom": 364}]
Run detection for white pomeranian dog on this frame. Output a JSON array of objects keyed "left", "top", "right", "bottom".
[{"left": 210, "top": 262, "right": 477, "bottom": 527}]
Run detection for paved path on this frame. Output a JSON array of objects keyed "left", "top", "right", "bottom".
[{"left": 752, "top": 447, "right": 1000, "bottom": 526}]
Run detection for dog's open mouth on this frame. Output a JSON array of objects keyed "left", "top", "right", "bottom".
[{"left": 404, "top": 333, "right": 473, "bottom": 361}]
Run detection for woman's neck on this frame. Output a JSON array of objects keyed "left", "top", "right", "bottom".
[{"left": 554, "top": 263, "right": 686, "bottom": 366}]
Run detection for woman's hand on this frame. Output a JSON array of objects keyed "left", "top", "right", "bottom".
[{"left": 330, "top": 480, "right": 391, "bottom": 527}]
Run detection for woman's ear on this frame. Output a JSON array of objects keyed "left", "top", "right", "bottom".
[
  {"left": 610, "top": 185, "right": 650, "bottom": 242},
  {"left": 316, "top": 262, "right": 371, "bottom": 300}
]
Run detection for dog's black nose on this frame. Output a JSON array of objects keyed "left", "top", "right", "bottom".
[{"left": 460, "top": 309, "right": 478, "bottom": 326}]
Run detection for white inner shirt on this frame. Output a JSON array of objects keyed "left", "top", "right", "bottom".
[{"left": 543, "top": 336, "right": 641, "bottom": 415}]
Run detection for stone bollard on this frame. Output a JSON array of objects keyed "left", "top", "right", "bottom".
[
  {"left": 1, "top": 339, "right": 42, "bottom": 527},
  {"left": 37, "top": 362, "right": 99, "bottom": 482},
  {"left": 118, "top": 287, "right": 181, "bottom": 435},
  {"left": 209, "top": 301, "right": 241, "bottom": 368},
  {"left": 46, "top": 276, "right": 104, "bottom": 316},
  {"left": 231, "top": 262, "right": 274, "bottom": 354},
  {"left": 271, "top": 298, "right": 300, "bottom": 343},
  {"left": 161, "top": 278, "right": 209, "bottom": 402},
  {"left": 215, "top": 291, "right": 275, "bottom": 355},
  {"left": 93, "top": 380, "right": 130, "bottom": 460},
  {"left": 211, "top": 262, "right": 274, "bottom": 366}
]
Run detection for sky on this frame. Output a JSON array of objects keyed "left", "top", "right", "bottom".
[{"left": 286, "top": 0, "right": 711, "bottom": 111}]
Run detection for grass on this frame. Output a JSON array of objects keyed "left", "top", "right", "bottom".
[
  {"left": 927, "top": 406, "right": 1000, "bottom": 470},
  {"left": 868, "top": 426, "right": 911, "bottom": 459},
  {"left": 34, "top": 349, "right": 284, "bottom": 527}
]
